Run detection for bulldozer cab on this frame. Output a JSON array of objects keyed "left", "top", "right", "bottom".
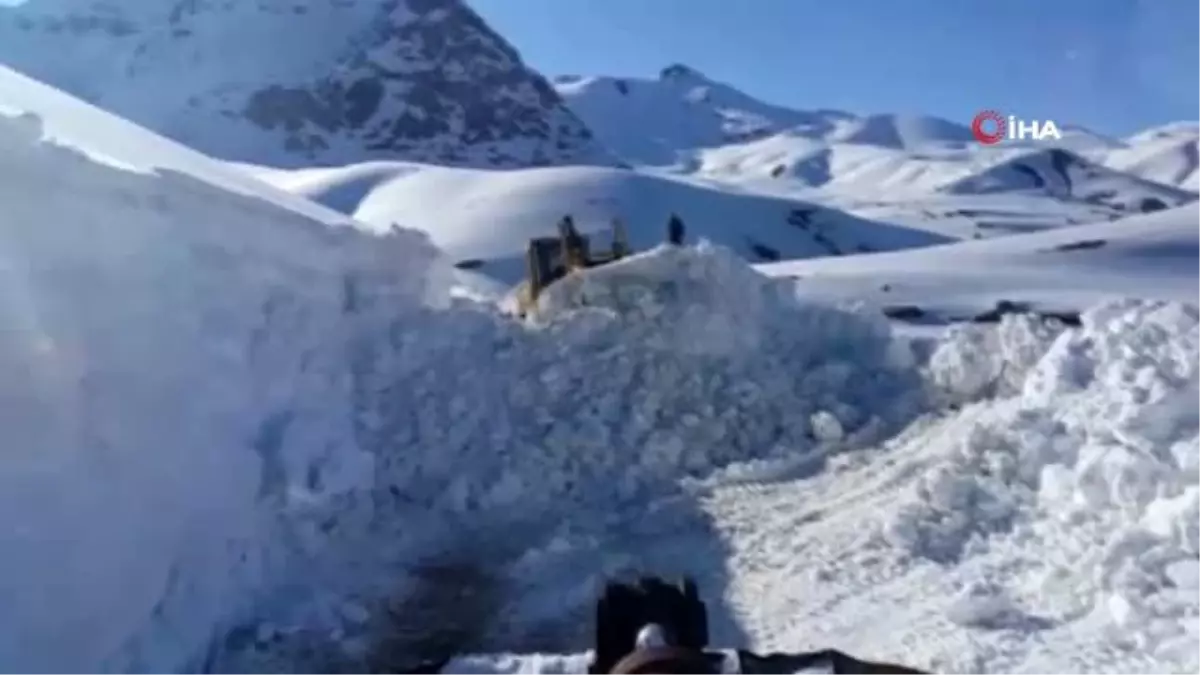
[{"left": 517, "top": 215, "right": 630, "bottom": 316}]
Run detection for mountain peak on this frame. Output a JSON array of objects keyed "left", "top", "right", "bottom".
[{"left": 659, "top": 63, "right": 708, "bottom": 83}]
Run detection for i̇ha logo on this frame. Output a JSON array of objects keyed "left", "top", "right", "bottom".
[{"left": 971, "top": 110, "right": 1062, "bottom": 145}]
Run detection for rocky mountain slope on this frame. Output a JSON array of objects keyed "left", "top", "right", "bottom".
[{"left": 0, "top": 0, "right": 615, "bottom": 168}]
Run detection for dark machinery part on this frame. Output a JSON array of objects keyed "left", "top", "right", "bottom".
[
  {"left": 396, "top": 575, "right": 927, "bottom": 674},
  {"left": 590, "top": 577, "right": 927, "bottom": 675},
  {"left": 589, "top": 577, "right": 710, "bottom": 674},
  {"left": 518, "top": 215, "right": 631, "bottom": 316}
]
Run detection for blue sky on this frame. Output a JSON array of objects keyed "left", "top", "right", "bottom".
[
  {"left": 0, "top": 0, "right": 1194, "bottom": 136},
  {"left": 471, "top": 0, "right": 1198, "bottom": 137}
]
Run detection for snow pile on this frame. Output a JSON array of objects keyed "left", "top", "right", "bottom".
[
  {"left": 0, "top": 107, "right": 451, "bottom": 672},
  {"left": 888, "top": 300, "right": 1199, "bottom": 667},
  {"left": 365, "top": 243, "right": 919, "bottom": 517},
  {"left": 925, "top": 312, "right": 1067, "bottom": 401},
  {"left": 208, "top": 242, "right": 931, "bottom": 671}
]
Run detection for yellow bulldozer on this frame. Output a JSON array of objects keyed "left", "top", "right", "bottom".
[
  {"left": 513, "top": 213, "right": 687, "bottom": 318},
  {"left": 514, "top": 215, "right": 631, "bottom": 317}
]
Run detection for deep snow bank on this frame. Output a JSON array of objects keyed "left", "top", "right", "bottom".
[
  {"left": 382, "top": 242, "right": 922, "bottom": 513},
  {"left": 0, "top": 109, "right": 451, "bottom": 671},
  {"left": 885, "top": 301, "right": 1199, "bottom": 670}
]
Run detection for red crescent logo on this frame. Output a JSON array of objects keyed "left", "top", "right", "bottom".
[{"left": 972, "top": 110, "right": 1007, "bottom": 145}]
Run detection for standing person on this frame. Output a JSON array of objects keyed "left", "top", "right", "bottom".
[{"left": 667, "top": 213, "right": 686, "bottom": 246}]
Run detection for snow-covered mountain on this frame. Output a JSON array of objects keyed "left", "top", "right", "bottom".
[
  {"left": 0, "top": 0, "right": 613, "bottom": 168},
  {"left": 554, "top": 66, "right": 976, "bottom": 166},
  {"left": 1098, "top": 122, "right": 1200, "bottom": 192},
  {"left": 688, "top": 133, "right": 976, "bottom": 191},
  {"left": 939, "top": 147, "right": 1196, "bottom": 212}
]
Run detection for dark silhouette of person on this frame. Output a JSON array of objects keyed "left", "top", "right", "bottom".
[{"left": 667, "top": 214, "right": 685, "bottom": 245}]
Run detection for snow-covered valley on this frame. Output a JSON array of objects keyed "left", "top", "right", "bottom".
[{"left": 0, "top": 1, "right": 1197, "bottom": 673}]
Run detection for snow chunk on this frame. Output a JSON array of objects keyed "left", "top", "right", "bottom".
[
  {"left": 926, "top": 311, "right": 1065, "bottom": 403},
  {"left": 810, "top": 411, "right": 845, "bottom": 443},
  {"left": 946, "top": 581, "right": 1036, "bottom": 630}
]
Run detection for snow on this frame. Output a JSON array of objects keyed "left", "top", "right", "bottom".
[
  {"left": 823, "top": 113, "right": 976, "bottom": 149},
  {"left": 1099, "top": 125, "right": 1200, "bottom": 193},
  {"left": 553, "top": 70, "right": 976, "bottom": 167},
  {"left": 0, "top": 67, "right": 454, "bottom": 671},
  {"left": 231, "top": 138, "right": 1194, "bottom": 294},
  {"left": 0, "top": 65, "right": 354, "bottom": 227},
  {"left": 939, "top": 147, "right": 1195, "bottom": 212},
  {"left": 553, "top": 70, "right": 848, "bottom": 166},
  {"left": 688, "top": 134, "right": 977, "bottom": 190},
  {"left": 756, "top": 205, "right": 1199, "bottom": 320},
  {"left": 750, "top": 222, "right": 1199, "bottom": 671},
  {"left": 0, "top": 0, "right": 610, "bottom": 168},
  {"left": 238, "top": 160, "right": 949, "bottom": 282}
]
